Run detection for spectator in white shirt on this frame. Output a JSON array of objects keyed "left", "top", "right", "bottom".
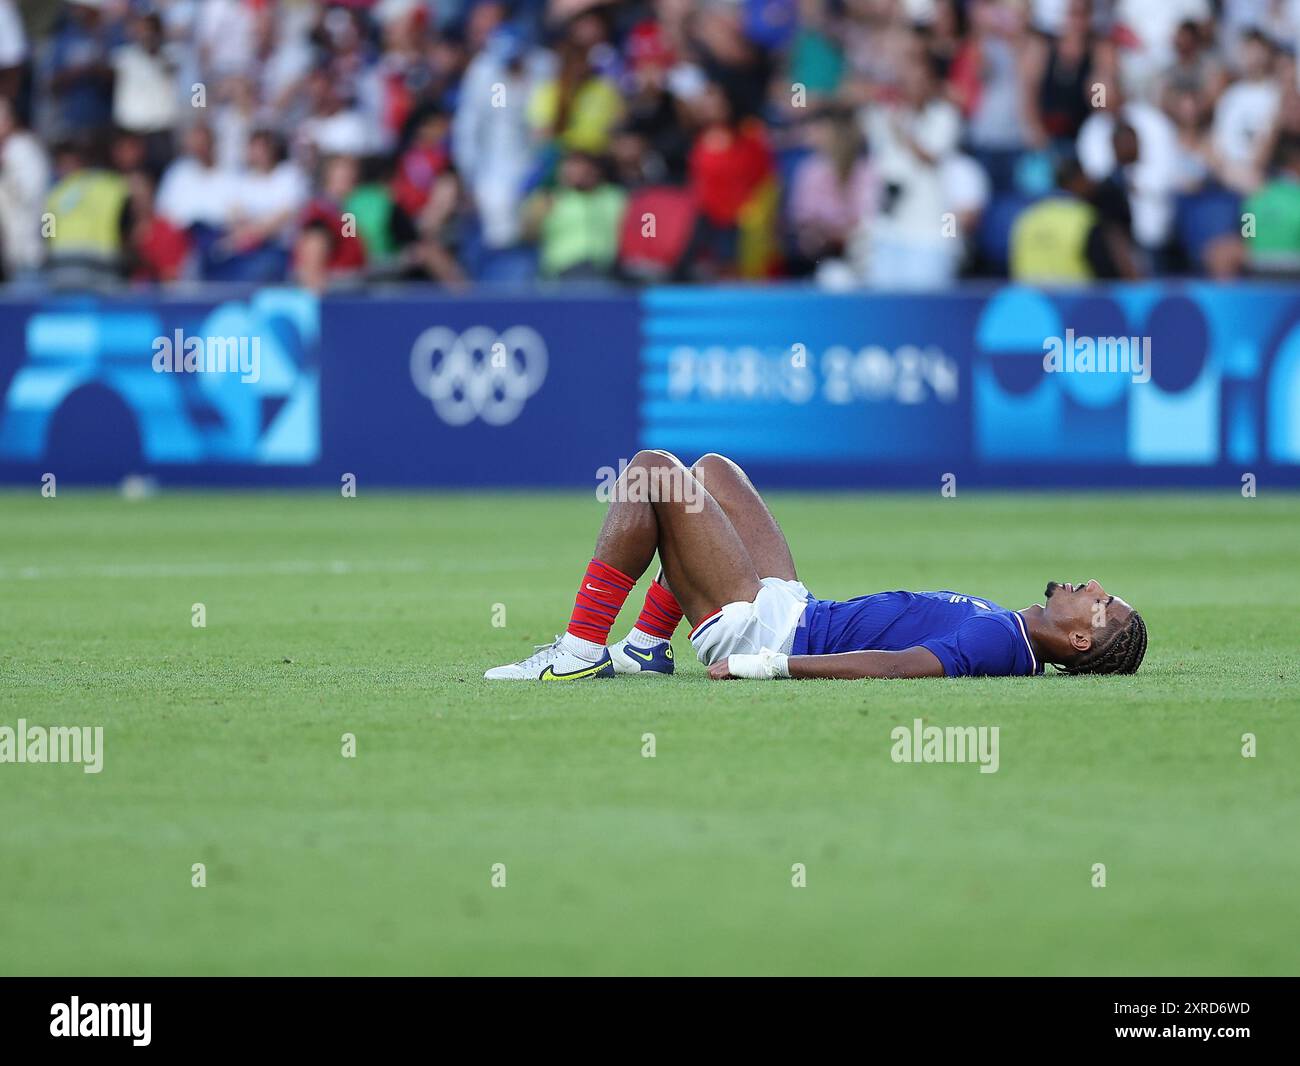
[
  {"left": 298, "top": 69, "right": 375, "bottom": 165},
  {"left": 187, "top": 126, "right": 305, "bottom": 282},
  {"left": 226, "top": 128, "right": 307, "bottom": 250},
  {"left": 249, "top": 3, "right": 314, "bottom": 115},
  {"left": 0, "top": 95, "right": 49, "bottom": 278},
  {"left": 212, "top": 73, "right": 260, "bottom": 174},
  {"left": 452, "top": 30, "right": 546, "bottom": 250},
  {"left": 1113, "top": 0, "right": 1213, "bottom": 103},
  {"left": 111, "top": 12, "right": 179, "bottom": 169},
  {"left": 857, "top": 38, "right": 962, "bottom": 289},
  {"left": 1078, "top": 79, "right": 1180, "bottom": 252},
  {"left": 193, "top": 0, "right": 256, "bottom": 84},
  {"left": 156, "top": 122, "right": 234, "bottom": 229},
  {"left": 1212, "top": 30, "right": 1283, "bottom": 193}
]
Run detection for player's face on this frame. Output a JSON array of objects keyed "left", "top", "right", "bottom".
[{"left": 1042, "top": 579, "right": 1134, "bottom": 635}]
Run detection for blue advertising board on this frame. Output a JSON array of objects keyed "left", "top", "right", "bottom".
[
  {"left": 971, "top": 284, "right": 1300, "bottom": 473},
  {"left": 320, "top": 293, "right": 640, "bottom": 486},
  {"left": 0, "top": 290, "right": 320, "bottom": 484},
  {"left": 639, "top": 287, "right": 974, "bottom": 484},
  {"left": 640, "top": 284, "right": 1300, "bottom": 488},
  {"left": 0, "top": 289, "right": 641, "bottom": 487},
  {"left": 0, "top": 284, "right": 1297, "bottom": 488}
]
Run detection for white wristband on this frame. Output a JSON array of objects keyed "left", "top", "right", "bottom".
[{"left": 728, "top": 649, "right": 790, "bottom": 679}]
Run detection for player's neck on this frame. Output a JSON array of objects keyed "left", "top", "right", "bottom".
[{"left": 1018, "top": 604, "right": 1052, "bottom": 661}]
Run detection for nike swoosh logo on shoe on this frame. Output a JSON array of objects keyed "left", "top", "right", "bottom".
[
  {"left": 539, "top": 659, "right": 610, "bottom": 680},
  {"left": 625, "top": 646, "right": 655, "bottom": 662}
]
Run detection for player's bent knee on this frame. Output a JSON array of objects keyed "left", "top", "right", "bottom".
[
  {"left": 691, "top": 453, "right": 750, "bottom": 498},
  {"left": 689, "top": 452, "right": 736, "bottom": 481},
  {"left": 632, "top": 448, "right": 683, "bottom": 470},
  {"left": 628, "top": 449, "right": 695, "bottom": 508}
]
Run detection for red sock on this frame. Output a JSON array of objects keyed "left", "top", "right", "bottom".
[
  {"left": 567, "top": 559, "right": 637, "bottom": 646},
  {"left": 633, "top": 579, "right": 684, "bottom": 641}
]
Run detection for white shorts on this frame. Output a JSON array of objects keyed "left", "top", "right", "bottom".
[{"left": 689, "top": 577, "right": 813, "bottom": 666}]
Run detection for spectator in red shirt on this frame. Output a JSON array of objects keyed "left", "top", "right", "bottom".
[
  {"left": 123, "top": 168, "right": 189, "bottom": 283},
  {"left": 294, "top": 154, "right": 367, "bottom": 292},
  {"left": 686, "top": 82, "right": 777, "bottom": 278},
  {"left": 392, "top": 108, "right": 451, "bottom": 220}
]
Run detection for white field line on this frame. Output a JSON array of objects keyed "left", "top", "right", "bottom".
[{"left": 0, "top": 559, "right": 433, "bottom": 581}]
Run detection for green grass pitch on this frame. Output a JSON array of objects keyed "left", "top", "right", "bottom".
[{"left": 1, "top": 489, "right": 1297, "bottom": 976}]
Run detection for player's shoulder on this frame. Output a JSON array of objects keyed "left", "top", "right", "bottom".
[
  {"left": 956, "top": 608, "right": 1018, "bottom": 637},
  {"left": 957, "top": 608, "right": 1040, "bottom": 675},
  {"left": 923, "top": 590, "right": 1006, "bottom": 612}
]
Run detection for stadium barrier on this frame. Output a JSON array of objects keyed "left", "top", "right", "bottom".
[{"left": 0, "top": 284, "right": 1297, "bottom": 488}]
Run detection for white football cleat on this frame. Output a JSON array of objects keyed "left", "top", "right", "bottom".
[
  {"left": 608, "top": 637, "right": 675, "bottom": 675},
  {"left": 484, "top": 636, "right": 615, "bottom": 680}
]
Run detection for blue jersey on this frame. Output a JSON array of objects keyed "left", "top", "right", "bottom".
[{"left": 791, "top": 591, "right": 1042, "bottom": 677}]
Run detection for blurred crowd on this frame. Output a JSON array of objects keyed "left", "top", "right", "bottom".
[{"left": 0, "top": 0, "right": 1298, "bottom": 291}]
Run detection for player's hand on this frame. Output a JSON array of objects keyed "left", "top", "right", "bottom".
[
  {"left": 708, "top": 658, "right": 737, "bottom": 680},
  {"left": 709, "top": 650, "right": 790, "bottom": 680}
]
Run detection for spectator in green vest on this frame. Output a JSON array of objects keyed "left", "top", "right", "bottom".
[
  {"left": 43, "top": 136, "right": 128, "bottom": 280},
  {"left": 1243, "top": 134, "right": 1300, "bottom": 276},
  {"left": 1011, "top": 156, "right": 1139, "bottom": 283},
  {"left": 344, "top": 156, "right": 405, "bottom": 267},
  {"left": 523, "top": 150, "right": 626, "bottom": 280}
]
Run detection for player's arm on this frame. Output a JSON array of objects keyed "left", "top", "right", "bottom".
[
  {"left": 708, "top": 646, "right": 944, "bottom": 680},
  {"left": 789, "top": 647, "right": 944, "bottom": 679}
]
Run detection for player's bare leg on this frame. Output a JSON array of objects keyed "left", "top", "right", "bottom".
[
  {"left": 486, "top": 450, "right": 761, "bottom": 679},
  {"left": 611, "top": 452, "right": 796, "bottom": 673},
  {"left": 589, "top": 449, "right": 761, "bottom": 621},
  {"left": 683, "top": 453, "right": 797, "bottom": 582}
]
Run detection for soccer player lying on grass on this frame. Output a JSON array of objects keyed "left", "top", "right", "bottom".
[{"left": 485, "top": 450, "right": 1147, "bottom": 680}]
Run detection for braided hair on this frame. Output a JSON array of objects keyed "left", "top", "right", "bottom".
[{"left": 1057, "top": 610, "right": 1148, "bottom": 675}]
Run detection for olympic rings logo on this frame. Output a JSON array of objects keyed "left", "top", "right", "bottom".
[{"left": 409, "top": 325, "right": 549, "bottom": 426}]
